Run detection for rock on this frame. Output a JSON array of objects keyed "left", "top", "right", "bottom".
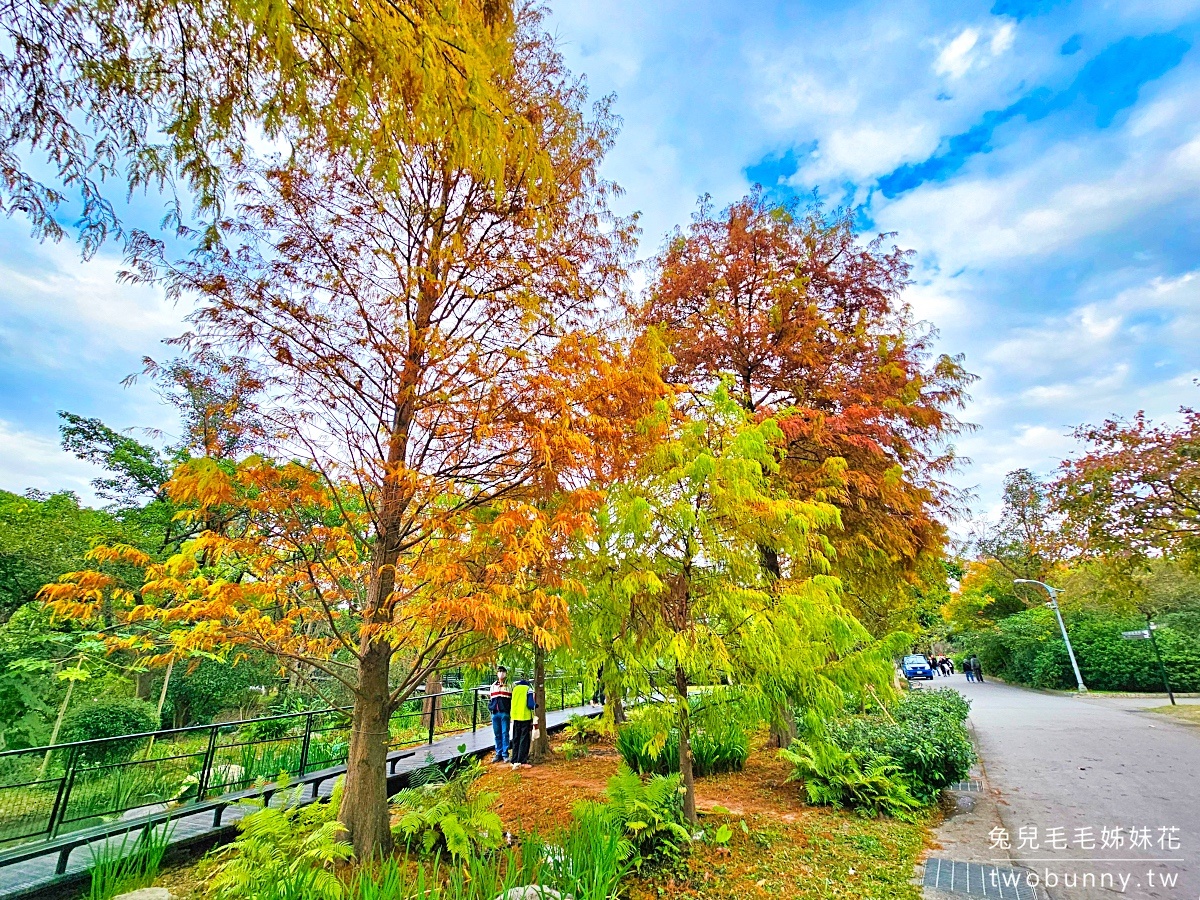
[
  {"left": 210, "top": 764, "right": 245, "bottom": 786},
  {"left": 493, "top": 887, "right": 568, "bottom": 900},
  {"left": 112, "top": 888, "right": 172, "bottom": 900}
]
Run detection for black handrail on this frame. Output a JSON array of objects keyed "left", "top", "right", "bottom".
[{"left": 0, "top": 676, "right": 588, "bottom": 851}]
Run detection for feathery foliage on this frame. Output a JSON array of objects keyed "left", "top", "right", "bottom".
[
  {"left": 780, "top": 741, "right": 921, "bottom": 821},
  {"left": 208, "top": 779, "right": 353, "bottom": 900}
]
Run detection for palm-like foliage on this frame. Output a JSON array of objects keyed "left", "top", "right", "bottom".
[{"left": 596, "top": 765, "right": 691, "bottom": 869}]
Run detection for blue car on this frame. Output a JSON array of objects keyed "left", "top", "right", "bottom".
[{"left": 901, "top": 654, "right": 934, "bottom": 680}]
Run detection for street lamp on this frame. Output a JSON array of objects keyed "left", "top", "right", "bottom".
[{"left": 1014, "top": 579, "right": 1087, "bottom": 693}]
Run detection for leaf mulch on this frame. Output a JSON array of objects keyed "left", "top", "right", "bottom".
[{"left": 479, "top": 732, "right": 935, "bottom": 900}]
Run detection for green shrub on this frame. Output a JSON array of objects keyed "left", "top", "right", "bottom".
[
  {"left": 780, "top": 740, "right": 921, "bottom": 820},
  {"left": 564, "top": 713, "right": 607, "bottom": 744},
  {"left": 164, "top": 656, "right": 276, "bottom": 727},
  {"left": 828, "top": 689, "right": 974, "bottom": 803},
  {"left": 615, "top": 717, "right": 677, "bottom": 775},
  {"left": 894, "top": 688, "right": 970, "bottom": 726},
  {"left": 596, "top": 765, "right": 691, "bottom": 870},
  {"left": 691, "top": 715, "right": 750, "bottom": 775},
  {"left": 964, "top": 609, "right": 1200, "bottom": 692},
  {"left": 391, "top": 760, "right": 504, "bottom": 858},
  {"left": 62, "top": 698, "right": 158, "bottom": 763}
]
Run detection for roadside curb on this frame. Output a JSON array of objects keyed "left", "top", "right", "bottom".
[
  {"left": 915, "top": 718, "right": 1051, "bottom": 900},
  {"left": 983, "top": 675, "right": 1198, "bottom": 699}
]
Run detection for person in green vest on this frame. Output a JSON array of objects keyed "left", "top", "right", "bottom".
[{"left": 509, "top": 676, "right": 537, "bottom": 769}]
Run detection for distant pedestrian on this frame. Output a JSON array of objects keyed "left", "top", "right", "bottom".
[
  {"left": 591, "top": 664, "right": 606, "bottom": 706},
  {"left": 489, "top": 666, "right": 512, "bottom": 763},
  {"left": 509, "top": 676, "right": 537, "bottom": 769},
  {"left": 947, "top": 658, "right": 955, "bottom": 675},
  {"left": 969, "top": 655, "right": 984, "bottom": 683},
  {"left": 965, "top": 661, "right": 975, "bottom": 682}
]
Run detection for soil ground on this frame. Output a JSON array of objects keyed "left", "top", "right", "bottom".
[
  {"left": 479, "top": 732, "right": 933, "bottom": 900},
  {"left": 147, "top": 732, "right": 933, "bottom": 900}
]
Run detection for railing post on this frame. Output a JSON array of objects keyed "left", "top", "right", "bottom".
[
  {"left": 426, "top": 694, "right": 437, "bottom": 744},
  {"left": 298, "top": 711, "right": 314, "bottom": 776},
  {"left": 471, "top": 689, "right": 479, "bottom": 733},
  {"left": 581, "top": 680, "right": 586, "bottom": 708},
  {"left": 560, "top": 681, "right": 565, "bottom": 711},
  {"left": 47, "top": 745, "right": 79, "bottom": 839},
  {"left": 195, "top": 725, "right": 220, "bottom": 801}
]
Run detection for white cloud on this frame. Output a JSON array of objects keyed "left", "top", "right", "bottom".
[
  {"left": 0, "top": 419, "right": 105, "bottom": 503},
  {"left": 936, "top": 28, "right": 981, "bottom": 79},
  {"left": 0, "top": 233, "right": 181, "bottom": 372},
  {"left": 990, "top": 21, "right": 1017, "bottom": 56}
]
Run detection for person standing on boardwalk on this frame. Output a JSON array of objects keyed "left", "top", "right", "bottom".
[
  {"left": 509, "top": 676, "right": 537, "bottom": 769},
  {"left": 489, "top": 667, "right": 512, "bottom": 763}
]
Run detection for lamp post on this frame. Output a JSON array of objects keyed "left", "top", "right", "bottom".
[{"left": 1015, "top": 579, "right": 1087, "bottom": 693}]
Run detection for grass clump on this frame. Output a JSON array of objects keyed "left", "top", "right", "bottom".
[
  {"left": 616, "top": 701, "right": 750, "bottom": 778},
  {"left": 86, "top": 823, "right": 174, "bottom": 900}
]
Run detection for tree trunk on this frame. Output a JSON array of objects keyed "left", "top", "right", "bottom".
[
  {"left": 422, "top": 671, "right": 443, "bottom": 728},
  {"left": 603, "top": 659, "right": 625, "bottom": 723},
  {"left": 338, "top": 638, "right": 394, "bottom": 859},
  {"left": 143, "top": 659, "right": 175, "bottom": 760},
  {"left": 40, "top": 677, "right": 75, "bottom": 777},
  {"left": 768, "top": 702, "right": 797, "bottom": 749},
  {"left": 532, "top": 644, "right": 550, "bottom": 761},
  {"left": 675, "top": 663, "right": 696, "bottom": 824}
]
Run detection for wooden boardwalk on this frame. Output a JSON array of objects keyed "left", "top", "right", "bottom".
[{"left": 1, "top": 704, "right": 596, "bottom": 900}]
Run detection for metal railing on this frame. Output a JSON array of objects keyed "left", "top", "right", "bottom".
[{"left": 0, "top": 676, "right": 588, "bottom": 851}]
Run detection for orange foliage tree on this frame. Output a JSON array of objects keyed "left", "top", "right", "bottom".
[
  {"left": 638, "top": 190, "right": 974, "bottom": 633},
  {"left": 45, "top": 9, "right": 634, "bottom": 858}
]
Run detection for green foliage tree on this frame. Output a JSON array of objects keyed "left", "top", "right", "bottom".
[
  {"left": 579, "top": 384, "right": 900, "bottom": 821},
  {"left": 0, "top": 489, "right": 125, "bottom": 620}
]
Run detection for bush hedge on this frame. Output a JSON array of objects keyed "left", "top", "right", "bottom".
[
  {"left": 824, "top": 689, "right": 975, "bottom": 804},
  {"left": 962, "top": 609, "right": 1200, "bottom": 692},
  {"left": 61, "top": 697, "right": 159, "bottom": 763}
]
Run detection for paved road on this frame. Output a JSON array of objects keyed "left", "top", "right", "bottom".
[{"left": 941, "top": 675, "right": 1199, "bottom": 900}]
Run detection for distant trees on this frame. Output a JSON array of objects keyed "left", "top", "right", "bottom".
[
  {"left": 0, "top": 490, "right": 124, "bottom": 621},
  {"left": 640, "top": 191, "right": 973, "bottom": 635},
  {"left": 950, "top": 401, "right": 1200, "bottom": 690},
  {"left": 1056, "top": 409, "right": 1200, "bottom": 567}
]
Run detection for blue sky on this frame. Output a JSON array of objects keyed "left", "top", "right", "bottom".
[{"left": 3, "top": 0, "right": 1200, "bottom": 530}]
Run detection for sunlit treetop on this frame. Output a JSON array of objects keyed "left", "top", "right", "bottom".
[{"left": 0, "top": 0, "right": 545, "bottom": 254}]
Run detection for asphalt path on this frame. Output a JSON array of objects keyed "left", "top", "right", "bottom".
[{"left": 927, "top": 674, "right": 1199, "bottom": 900}]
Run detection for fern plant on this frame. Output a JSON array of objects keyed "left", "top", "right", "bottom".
[
  {"left": 780, "top": 741, "right": 921, "bottom": 821},
  {"left": 599, "top": 765, "right": 691, "bottom": 869},
  {"left": 564, "top": 713, "right": 608, "bottom": 744},
  {"left": 208, "top": 778, "right": 353, "bottom": 900},
  {"left": 390, "top": 761, "right": 504, "bottom": 858}
]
